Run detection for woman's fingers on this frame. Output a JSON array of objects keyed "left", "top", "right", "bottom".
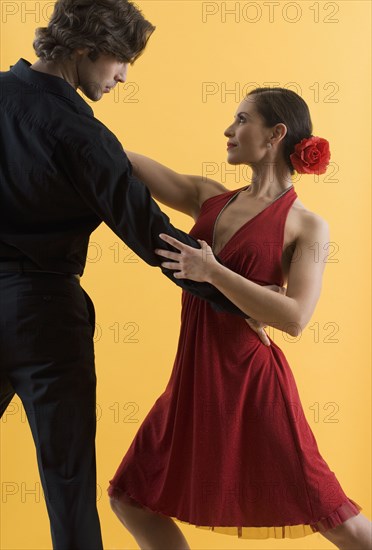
[
  {"left": 246, "top": 318, "right": 267, "bottom": 329},
  {"left": 156, "top": 235, "right": 218, "bottom": 282},
  {"left": 245, "top": 318, "right": 270, "bottom": 346},
  {"left": 155, "top": 248, "right": 181, "bottom": 260},
  {"left": 158, "top": 233, "right": 187, "bottom": 251},
  {"left": 258, "top": 328, "right": 270, "bottom": 346},
  {"left": 161, "top": 261, "right": 180, "bottom": 270}
]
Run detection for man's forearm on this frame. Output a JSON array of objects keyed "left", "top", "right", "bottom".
[
  {"left": 64, "top": 142, "right": 248, "bottom": 318},
  {"left": 124, "top": 172, "right": 249, "bottom": 318}
]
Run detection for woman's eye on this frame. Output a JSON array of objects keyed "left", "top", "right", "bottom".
[{"left": 238, "top": 116, "right": 246, "bottom": 124}]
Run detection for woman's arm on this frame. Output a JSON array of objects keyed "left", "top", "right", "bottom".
[
  {"left": 127, "top": 151, "right": 227, "bottom": 219},
  {"left": 154, "top": 213, "right": 330, "bottom": 338},
  {"left": 127, "top": 152, "right": 289, "bottom": 343},
  {"left": 245, "top": 284, "right": 287, "bottom": 345}
]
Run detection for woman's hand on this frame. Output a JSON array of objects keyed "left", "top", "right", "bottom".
[
  {"left": 155, "top": 234, "right": 287, "bottom": 346},
  {"left": 155, "top": 234, "right": 219, "bottom": 283},
  {"left": 245, "top": 284, "right": 287, "bottom": 346}
]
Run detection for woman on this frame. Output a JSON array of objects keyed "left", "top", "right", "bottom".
[{"left": 107, "top": 88, "right": 371, "bottom": 550}]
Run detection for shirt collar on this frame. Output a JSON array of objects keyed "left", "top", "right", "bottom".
[{"left": 10, "top": 58, "right": 94, "bottom": 117}]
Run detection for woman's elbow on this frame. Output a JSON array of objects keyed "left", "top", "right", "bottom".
[
  {"left": 283, "top": 306, "right": 307, "bottom": 337},
  {"left": 284, "top": 321, "right": 303, "bottom": 338},
  {"left": 285, "top": 309, "right": 312, "bottom": 338}
]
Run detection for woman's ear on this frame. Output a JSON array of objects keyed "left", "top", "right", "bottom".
[{"left": 273, "top": 122, "right": 287, "bottom": 143}]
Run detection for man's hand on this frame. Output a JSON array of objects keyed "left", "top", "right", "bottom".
[{"left": 246, "top": 284, "right": 287, "bottom": 346}]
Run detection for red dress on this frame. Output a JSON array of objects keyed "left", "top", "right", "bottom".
[{"left": 108, "top": 185, "right": 362, "bottom": 540}]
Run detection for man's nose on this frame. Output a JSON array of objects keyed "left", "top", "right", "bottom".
[{"left": 116, "top": 64, "right": 129, "bottom": 83}]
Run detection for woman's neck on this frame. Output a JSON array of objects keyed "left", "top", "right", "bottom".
[{"left": 248, "top": 166, "right": 293, "bottom": 200}]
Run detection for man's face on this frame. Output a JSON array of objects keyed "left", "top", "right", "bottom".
[{"left": 75, "top": 49, "right": 129, "bottom": 101}]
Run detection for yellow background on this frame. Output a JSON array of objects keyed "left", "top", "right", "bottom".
[{"left": 0, "top": 1, "right": 371, "bottom": 548}]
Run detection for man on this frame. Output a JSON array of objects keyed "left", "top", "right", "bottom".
[{"left": 0, "top": 1, "right": 256, "bottom": 548}]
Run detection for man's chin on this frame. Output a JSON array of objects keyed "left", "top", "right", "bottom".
[
  {"left": 87, "top": 92, "right": 102, "bottom": 102},
  {"left": 79, "top": 86, "right": 102, "bottom": 102}
]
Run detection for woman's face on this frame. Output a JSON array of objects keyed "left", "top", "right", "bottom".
[{"left": 224, "top": 97, "right": 274, "bottom": 166}]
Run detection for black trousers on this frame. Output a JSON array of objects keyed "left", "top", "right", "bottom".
[{"left": 0, "top": 272, "right": 103, "bottom": 550}]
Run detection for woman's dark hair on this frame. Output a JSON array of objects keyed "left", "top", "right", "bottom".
[
  {"left": 33, "top": 0, "right": 155, "bottom": 64},
  {"left": 247, "top": 87, "right": 313, "bottom": 175}
]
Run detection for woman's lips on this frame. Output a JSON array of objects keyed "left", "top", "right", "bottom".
[{"left": 227, "top": 143, "right": 237, "bottom": 149}]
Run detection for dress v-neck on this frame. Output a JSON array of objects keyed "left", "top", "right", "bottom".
[{"left": 212, "top": 185, "right": 294, "bottom": 256}]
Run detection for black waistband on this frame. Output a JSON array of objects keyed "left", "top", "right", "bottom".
[{"left": 0, "top": 260, "right": 80, "bottom": 279}]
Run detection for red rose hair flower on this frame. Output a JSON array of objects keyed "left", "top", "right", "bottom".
[{"left": 290, "top": 136, "right": 331, "bottom": 175}]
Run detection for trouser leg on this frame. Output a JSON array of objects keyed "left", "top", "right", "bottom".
[
  {"left": 16, "top": 369, "right": 102, "bottom": 550},
  {"left": 0, "top": 372, "right": 15, "bottom": 418},
  {"left": 1, "top": 274, "right": 103, "bottom": 550}
]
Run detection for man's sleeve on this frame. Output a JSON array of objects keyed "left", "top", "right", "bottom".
[{"left": 56, "top": 132, "right": 249, "bottom": 318}]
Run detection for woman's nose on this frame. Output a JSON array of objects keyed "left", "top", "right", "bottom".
[{"left": 224, "top": 125, "right": 234, "bottom": 137}]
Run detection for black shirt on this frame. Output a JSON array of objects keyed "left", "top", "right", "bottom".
[{"left": 0, "top": 58, "right": 247, "bottom": 317}]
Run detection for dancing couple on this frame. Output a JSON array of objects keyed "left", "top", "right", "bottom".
[{"left": 0, "top": 1, "right": 370, "bottom": 549}]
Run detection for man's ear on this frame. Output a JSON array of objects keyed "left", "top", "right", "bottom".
[{"left": 74, "top": 47, "right": 90, "bottom": 57}]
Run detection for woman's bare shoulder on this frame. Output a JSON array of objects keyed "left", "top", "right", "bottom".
[
  {"left": 197, "top": 178, "right": 230, "bottom": 207},
  {"left": 282, "top": 199, "right": 330, "bottom": 286},
  {"left": 289, "top": 198, "right": 329, "bottom": 243}
]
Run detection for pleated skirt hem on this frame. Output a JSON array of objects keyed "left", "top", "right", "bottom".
[{"left": 107, "top": 484, "right": 363, "bottom": 540}]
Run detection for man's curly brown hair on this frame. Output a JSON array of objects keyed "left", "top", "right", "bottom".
[{"left": 33, "top": 0, "right": 155, "bottom": 64}]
